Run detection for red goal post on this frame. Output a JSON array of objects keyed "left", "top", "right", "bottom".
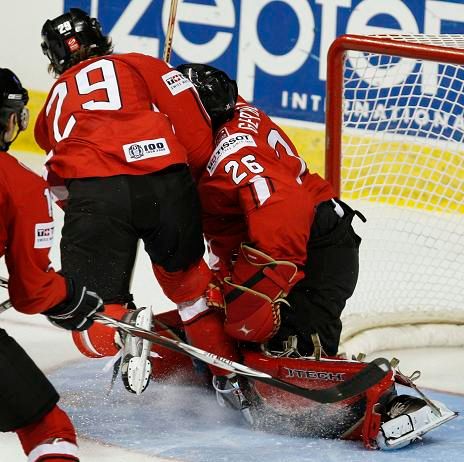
[{"left": 325, "top": 34, "right": 464, "bottom": 356}]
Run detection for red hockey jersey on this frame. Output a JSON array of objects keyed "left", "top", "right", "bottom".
[
  {"left": 198, "top": 101, "right": 335, "bottom": 276},
  {"left": 35, "top": 53, "right": 213, "bottom": 187},
  {"left": 0, "top": 153, "right": 66, "bottom": 314}
]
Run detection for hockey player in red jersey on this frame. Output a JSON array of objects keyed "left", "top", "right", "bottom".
[
  {"left": 35, "top": 8, "right": 238, "bottom": 392},
  {"left": 175, "top": 63, "right": 457, "bottom": 449},
  {"left": 177, "top": 63, "right": 360, "bottom": 359},
  {"left": 176, "top": 61, "right": 362, "bottom": 409},
  {"left": 0, "top": 68, "right": 104, "bottom": 462}
]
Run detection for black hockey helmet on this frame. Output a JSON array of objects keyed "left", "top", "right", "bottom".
[
  {"left": 176, "top": 63, "right": 238, "bottom": 130},
  {"left": 0, "top": 68, "right": 29, "bottom": 151},
  {"left": 41, "top": 8, "right": 112, "bottom": 75}
]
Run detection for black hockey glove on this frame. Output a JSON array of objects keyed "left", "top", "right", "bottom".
[{"left": 44, "top": 278, "right": 103, "bottom": 331}]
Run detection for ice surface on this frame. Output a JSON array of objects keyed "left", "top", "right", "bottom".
[
  {"left": 0, "top": 152, "right": 463, "bottom": 461},
  {"left": 51, "top": 359, "right": 464, "bottom": 462}
]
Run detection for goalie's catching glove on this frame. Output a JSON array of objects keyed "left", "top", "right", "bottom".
[
  {"left": 223, "top": 244, "right": 300, "bottom": 342},
  {"left": 44, "top": 277, "right": 103, "bottom": 331}
]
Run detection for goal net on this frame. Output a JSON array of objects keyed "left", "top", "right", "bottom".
[{"left": 325, "top": 34, "right": 464, "bottom": 356}]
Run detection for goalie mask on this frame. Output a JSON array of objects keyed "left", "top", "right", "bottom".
[
  {"left": 41, "top": 8, "right": 112, "bottom": 75},
  {"left": 177, "top": 63, "right": 238, "bottom": 130},
  {"left": 0, "top": 68, "right": 29, "bottom": 152}
]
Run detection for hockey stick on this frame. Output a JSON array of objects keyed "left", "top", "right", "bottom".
[
  {"left": 94, "top": 313, "right": 392, "bottom": 404},
  {"left": 163, "top": 0, "right": 179, "bottom": 62},
  {"left": 0, "top": 276, "right": 12, "bottom": 314},
  {"left": 0, "top": 298, "right": 13, "bottom": 314}
]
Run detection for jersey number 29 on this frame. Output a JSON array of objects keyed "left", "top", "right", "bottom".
[{"left": 45, "top": 59, "right": 122, "bottom": 142}]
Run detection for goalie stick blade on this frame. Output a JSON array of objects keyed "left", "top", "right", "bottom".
[{"left": 94, "top": 314, "right": 392, "bottom": 404}]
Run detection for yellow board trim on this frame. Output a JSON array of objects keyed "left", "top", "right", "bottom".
[
  {"left": 280, "top": 124, "right": 326, "bottom": 177},
  {"left": 341, "top": 134, "right": 464, "bottom": 214},
  {"left": 19, "top": 92, "right": 328, "bottom": 173}
]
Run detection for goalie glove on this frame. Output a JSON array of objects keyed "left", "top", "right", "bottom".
[
  {"left": 44, "top": 277, "right": 103, "bottom": 331},
  {"left": 223, "top": 244, "right": 300, "bottom": 342}
]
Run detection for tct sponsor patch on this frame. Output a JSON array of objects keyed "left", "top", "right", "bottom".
[
  {"left": 162, "top": 70, "right": 194, "bottom": 95},
  {"left": 207, "top": 133, "right": 257, "bottom": 175},
  {"left": 123, "top": 138, "right": 170, "bottom": 162},
  {"left": 34, "top": 222, "right": 54, "bottom": 249}
]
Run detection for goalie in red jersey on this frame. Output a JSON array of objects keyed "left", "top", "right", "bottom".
[
  {"left": 177, "top": 63, "right": 362, "bottom": 360},
  {"left": 175, "top": 63, "right": 457, "bottom": 449}
]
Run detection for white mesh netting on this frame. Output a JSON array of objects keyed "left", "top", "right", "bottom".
[{"left": 334, "top": 35, "right": 464, "bottom": 355}]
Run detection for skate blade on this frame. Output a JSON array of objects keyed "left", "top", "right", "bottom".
[
  {"left": 240, "top": 406, "right": 254, "bottom": 426},
  {"left": 122, "top": 356, "right": 152, "bottom": 395}
]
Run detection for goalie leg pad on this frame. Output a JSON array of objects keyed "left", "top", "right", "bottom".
[
  {"left": 0, "top": 328, "right": 58, "bottom": 432},
  {"left": 150, "top": 310, "right": 208, "bottom": 385},
  {"left": 224, "top": 244, "right": 300, "bottom": 342},
  {"left": 241, "top": 349, "right": 395, "bottom": 442},
  {"left": 182, "top": 305, "right": 240, "bottom": 376}
]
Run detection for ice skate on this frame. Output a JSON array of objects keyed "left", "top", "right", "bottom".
[
  {"left": 212, "top": 375, "right": 254, "bottom": 425},
  {"left": 376, "top": 395, "right": 458, "bottom": 450},
  {"left": 120, "top": 306, "right": 153, "bottom": 395}
]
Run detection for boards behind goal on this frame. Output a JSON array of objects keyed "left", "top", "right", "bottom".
[{"left": 325, "top": 34, "right": 464, "bottom": 356}]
